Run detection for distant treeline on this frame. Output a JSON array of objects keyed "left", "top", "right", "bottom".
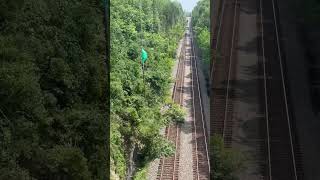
[{"left": 192, "top": 0, "right": 210, "bottom": 76}]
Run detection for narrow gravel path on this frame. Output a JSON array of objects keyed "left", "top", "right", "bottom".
[{"left": 178, "top": 37, "right": 194, "bottom": 180}]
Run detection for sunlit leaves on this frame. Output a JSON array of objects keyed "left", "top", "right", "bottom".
[
  {"left": 110, "top": 0, "right": 185, "bottom": 178},
  {"left": 192, "top": 0, "right": 210, "bottom": 74}
]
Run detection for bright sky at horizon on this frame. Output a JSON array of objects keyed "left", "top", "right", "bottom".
[{"left": 176, "top": 0, "right": 200, "bottom": 12}]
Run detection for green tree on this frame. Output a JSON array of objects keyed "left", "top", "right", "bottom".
[
  {"left": 110, "top": 0, "right": 185, "bottom": 179},
  {"left": 192, "top": 0, "right": 210, "bottom": 75},
  {"left": 211, "top": 135, "right": 246, "bottom": 180},
  {"left": 0, "top": 0, "right": 108, "bottom": 179}
]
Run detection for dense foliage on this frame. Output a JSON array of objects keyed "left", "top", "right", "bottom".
[
  {"left": 192, "top": 0, "right": 210, "bottom": 75},
  {"left": 110, "top": 0, "right": 185, "bottom": 179},
  {"left": 0, "top": 0, "right": 107, "bottom": 179}
]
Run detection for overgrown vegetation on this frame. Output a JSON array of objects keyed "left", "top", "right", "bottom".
[
  {"left": 192, "top": 0, "right": 210, "bottom": 76},
  {"left": 110, "top": 0, "right": 185, "bottom": 179},
  {"left": 0, "top": 0, "right": 107, "bottom": 179},
  {"left": 211, "top": 135, "right": 246, "bottom": 180},
  {"left": 163, "top": 103, "right": 186, "bottom": 124}
]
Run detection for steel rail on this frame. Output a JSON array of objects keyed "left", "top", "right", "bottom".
[
  {"left": 210, "top": 0, "right": 226, "bottom": 81},
  {"left": 259, "top": 0, "right": 272, "bottom": 179},
  {"left": 270, "top": 0, "right": 298, "bottom": 179},
  {"left": 223, "top": 0, "right": 238, "bottom": 140},
  {"left": 158, "top": 34, "right": 185, "bottom": 180},
  {"left": 190, "top": 30, "right": 211, "bottom": 174}
]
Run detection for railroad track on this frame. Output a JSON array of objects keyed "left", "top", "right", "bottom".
[
  {"left": 211, "top": 0, "right": 239, "bottom": 147},
  {"left": 189, "top": 29, "right": 210, "bottom": 179},
  {"left": 156, "top": 32, "right": 185, "bottom": 180},
  {"left": 211, "top": 0, "right": 303, "bottom": 179},
  {"left": 157, "top": 19, "right": 210, "bottom": 180},
  {"left": 258, "top": 0, "right": 303, "bottom": 179}
]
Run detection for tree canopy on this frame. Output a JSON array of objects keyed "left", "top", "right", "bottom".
[
  {"left": 192, "top": 0, "right": 210, "bottom": 75},
  {"left": 110, "top": 0, "right": 185, "bottom": 179},
  {"left": 0, "top": 0, "right": 107, "bottom": 179}
]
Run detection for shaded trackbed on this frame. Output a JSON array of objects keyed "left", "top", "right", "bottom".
[{"left": 210, "top": 0, "right": 303, "bottom": 179}]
